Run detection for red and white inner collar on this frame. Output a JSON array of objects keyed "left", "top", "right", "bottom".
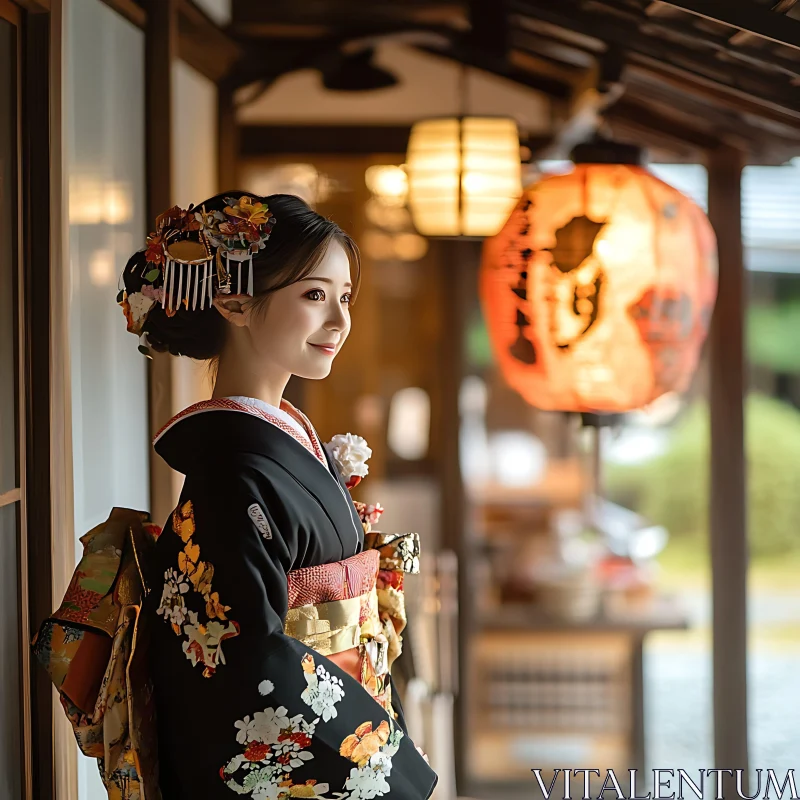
[{"left": 153, "top": 397, "right": 328, "bottom": 466}]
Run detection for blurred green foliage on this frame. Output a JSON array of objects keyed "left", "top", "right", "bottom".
[
  {"left": 467, "top": 309, "right": 493, "bottom": 369},
  {"left": 749, "top": 302, "right": 800, "bottom": 372},
  {"left": 607, "top": 394, "right": 800, "bottom": 557}
]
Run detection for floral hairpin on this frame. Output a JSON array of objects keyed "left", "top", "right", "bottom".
[{"left": 118, "top": 195, "right": 276, "bottom": 342}]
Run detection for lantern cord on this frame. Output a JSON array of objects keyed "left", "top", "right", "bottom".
[
  {"left": 458, "top": 61, "right": 469, "bottom": 118},
  {"left": 582, "top": 165, "right": 589, "bottom": 215},
  {"left": 592, "top": 424, "right": 604, "bottom": 509}
]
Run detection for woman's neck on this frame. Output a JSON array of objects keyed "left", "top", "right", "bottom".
[{"left": 211, "top": 353, "right": 290, "bottom": 409}]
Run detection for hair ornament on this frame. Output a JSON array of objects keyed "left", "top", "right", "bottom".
[{"left": 117, "top": 196, "right": 275, "bottom": 337}]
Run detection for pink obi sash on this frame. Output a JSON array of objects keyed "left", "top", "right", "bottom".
[{"left": 284, "top": 532, "right": 421, "bottom": 717}]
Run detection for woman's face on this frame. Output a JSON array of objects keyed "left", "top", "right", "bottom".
[{"left": 245, "top": 240, "right": 353, "bottom": 380}]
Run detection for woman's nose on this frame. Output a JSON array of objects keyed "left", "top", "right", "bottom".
[{"left": 325, "top": 302, "right": 348, "bottom": 331}]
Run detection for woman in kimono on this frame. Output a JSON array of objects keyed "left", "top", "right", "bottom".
[{"left": 118, "top": 192, "right": 437, "bottom": 799}]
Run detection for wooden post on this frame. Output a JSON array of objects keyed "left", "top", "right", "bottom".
[
  {"left": 217, "top": 79, "right": 239, "bottom": 192},
  {"left": 707, "top": 143, "right": 749, "bottom": 794},
  {"left": 144, "top": 0, "right": 177, "bottom": 526},
  {"left": 437, "top": 239, "right": 469, "bottom": 793},
  {"left": 22, "top": 5, "right": 58, "bottom": 797}
]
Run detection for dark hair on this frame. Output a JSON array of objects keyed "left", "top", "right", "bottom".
[{"left": 120, "top": 192, "right": 361, "bottom": 359}]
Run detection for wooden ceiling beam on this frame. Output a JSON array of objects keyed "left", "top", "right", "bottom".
[
  {"left": 468, "top": 0, "right": 510, "bottom": 61},
  {"left": 594, "top": 0, "right": 800, "bottom": 79},
  {"left": 415, "top": 40, "right": 573, "bottom": 98},
  {"left": 605, "top": 96, "right": 723, "bottom": 150},
  {"left": 728, "top": 0, "right": 798, "bottom": 46},
  {"left": 231, "top": 0, "right": 465, "bottom": 32},
  {"left": 509, "top": 48, "right": 587, "bottom": 84},
  {"left": 657, "top": 0, "right": 800, "bottom": 52},
  {"left": 627, "top": 60, "right": 800, "bottom": 131},
  {"left": 178, "top": 0, "right": 243, "bottom": 82},
  {"left": 512, "top": 0, "right": 800, "bottom": 117},
  {"left": 240, "top": 124, "right": 413, "bottom": 156},
  {"left": 605, "top": 96, "right": 798, "bottom": 163},
  {"left": 225, "top": 22, "right": 453, "bottom": 93},
  {"left": 512, "top": 29, "right": 596, "bottom": 69},
  {"left": 239, "top": 123, "right": 552, "bottom": 156}
]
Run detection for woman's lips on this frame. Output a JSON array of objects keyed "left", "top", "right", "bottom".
[{"left": 309, "top": 343, "right": 336, "bottom": 356}]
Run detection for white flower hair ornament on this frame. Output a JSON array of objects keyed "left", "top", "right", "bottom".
[{"left": 324, "top": 433, "right": 372, "bottom": 490}]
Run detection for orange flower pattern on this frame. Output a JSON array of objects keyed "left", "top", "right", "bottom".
[
  {"left": 220, "top": 654, "right": 403, "bottom": 799},
  {"left": 156, "top": 500, "right": 239, "bottom": 678}
]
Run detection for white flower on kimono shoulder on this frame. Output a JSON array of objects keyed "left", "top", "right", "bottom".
[
  {"left": 300, "top": 653, "right": 345, "bottom": 722},
  {"left": 324, "top": 433, "right": 372, "bottom": 484},
  {"left": 258, "top": 679, "right": 274, "bottom": 696}
]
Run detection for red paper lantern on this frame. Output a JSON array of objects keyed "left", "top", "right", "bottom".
[{"left": 480, "top": 163, "right": 718, "bottom": 412}]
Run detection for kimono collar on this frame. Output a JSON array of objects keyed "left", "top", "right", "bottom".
[{"left": 154, "top": 397, "right": 327, "bottom": 466}]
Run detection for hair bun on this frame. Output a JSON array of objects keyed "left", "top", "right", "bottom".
[{"left": 118, "top": 247, "right": 226, "bottom": 358}]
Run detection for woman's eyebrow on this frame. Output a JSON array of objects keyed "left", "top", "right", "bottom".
[{"left": 298, "top": 277, "right": 352, "bottom": 288}]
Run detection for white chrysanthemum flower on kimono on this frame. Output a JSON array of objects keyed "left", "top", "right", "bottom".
[
  {"left": 233, "top": 715, "right": 258, "bottom": 746},
  {"left": 250, "top": 706, "right": 291, "bottom": 744},
  {"left": 258, "top": 679, "right": 274, "bottom": 696},
  {"left": 344, "top": 763, "right": 391, "bottom": 800},
  {"left": 325, "top": 433, "right": 372, "bottom": 483},
  {"left": 301, "top": 663, "right": 345, "bottom": 722}
]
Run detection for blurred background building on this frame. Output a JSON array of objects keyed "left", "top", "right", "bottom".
[{"left": 2, "top": 0, "right": 800, "bottom": 798}]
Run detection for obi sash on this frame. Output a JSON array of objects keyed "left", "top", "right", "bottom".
[
  {"left": 285, "top": 530, "right": 421, "bottom": 716},
  {"left": 31, "top": 508, "right": 161, "bottom": 800},
  {"left": 31, "top": 508, "right": 421, "bottom": 800}
]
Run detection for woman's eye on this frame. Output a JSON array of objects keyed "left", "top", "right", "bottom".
[
  {"left": 341, "top": 293, "right": 352, "bottom": 305},
  {"left": 305, "top": 289, "right": 325, "bottom": 301}
]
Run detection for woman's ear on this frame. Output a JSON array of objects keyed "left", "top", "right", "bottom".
[{"left": 213, "top": 296, "right": 251, "bottom": 328}]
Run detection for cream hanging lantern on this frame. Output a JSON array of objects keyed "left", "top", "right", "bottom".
[{"left": 405, "top": 69, "right": 522, "bottom": 238}]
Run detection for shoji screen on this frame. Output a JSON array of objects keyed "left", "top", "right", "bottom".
[{"left": 65, "top": 0, "right": 148, "bottom": 796}]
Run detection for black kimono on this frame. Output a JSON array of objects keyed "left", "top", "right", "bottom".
[{"left": 146, "top": 399, "right": 438, "bottom": 799}]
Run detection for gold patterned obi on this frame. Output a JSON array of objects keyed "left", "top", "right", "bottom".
[
  {"left": 31, "top": 508, "right": 160, "bottom": 799},
  {"left": 284, "top": 531, "right": 421, "bottom": 716}
]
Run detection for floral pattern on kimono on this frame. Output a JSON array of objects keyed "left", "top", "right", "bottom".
[
  {"left": 156, "top": 499, "right": 240, "bottom": 677},
  {"left": 221, "top": 654, "right": 404, "bottom": 800}
]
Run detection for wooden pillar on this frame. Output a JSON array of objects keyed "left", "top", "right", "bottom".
[
  {"left": 217, "top": 79, "right": 239, "bottom": 191},
  {"left": 437, "top": 239, "right": 470, "bottom": 793},
  {"left": 144, "top": 0, "right": 177, "bottom": 526},
  {"left": 21, "top": 5, "right": 58, "bottom": 797},
  {"left": 707, "top": 143, "right": 749, "bottom": 793}
]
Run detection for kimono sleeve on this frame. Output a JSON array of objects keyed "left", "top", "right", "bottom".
[{"left": 150, "top": 473, "right": 438, "bottom": 800}]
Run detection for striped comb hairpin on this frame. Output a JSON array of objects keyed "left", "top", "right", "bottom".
[{"left": 118, "top": 196, "right": 275, "bottom": 349}]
